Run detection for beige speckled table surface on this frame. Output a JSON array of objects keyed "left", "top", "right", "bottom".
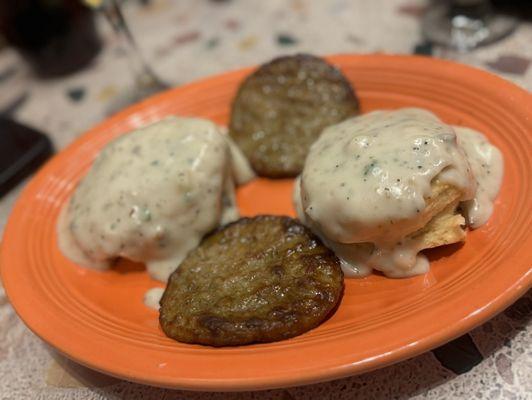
[{"left": 0, "top": 0, "right": 531, "bottom": 399}]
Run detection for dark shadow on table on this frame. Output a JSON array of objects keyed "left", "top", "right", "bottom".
[{"left": 44, "top": 290, "right": 530, "bottom": 400}]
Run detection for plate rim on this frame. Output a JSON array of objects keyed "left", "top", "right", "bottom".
[{"left": 1, "top": 53, "right": 531, "bottom": 391}]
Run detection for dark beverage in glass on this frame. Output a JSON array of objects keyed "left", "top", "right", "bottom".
[{"left": 0, "top": 0, "right": 102, "bottom": 78}]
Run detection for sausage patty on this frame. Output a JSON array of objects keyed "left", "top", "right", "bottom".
[
  {"left": 229, "top": 54, "right": 359, "bottom": 178},
  {"left": 159, "top": 215, "right": 343, "bottom": 346}
]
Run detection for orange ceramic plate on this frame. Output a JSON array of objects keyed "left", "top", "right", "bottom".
[{"left": 1, "top": 55, "right": 531, "bottom": 391}]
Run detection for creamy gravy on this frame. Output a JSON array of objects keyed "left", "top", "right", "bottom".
[
  {"left": 57, "top": 116, "right": 254, "bottom": 282},
  {"left": 294, "top": 108, "right": 503, "bottom": 278},
  {"left": 144, "top": 287, "right": 165, "bottom": 310},
  {"left": 456, "top": 127, "right": 504, "bottom": 228}
]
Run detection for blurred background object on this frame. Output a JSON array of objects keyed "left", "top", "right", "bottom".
[
  {"left": 422, "top": 0, "right": 518, "bottom": 51},
  {"left": 0, "top": 0, "right": 101, "bottom": 78},
  {"left": 0, "top": 117, "right": 53, "bottom": 197},
  {"left": 85, "top": 0, "right": 168, "bottom": 113}
]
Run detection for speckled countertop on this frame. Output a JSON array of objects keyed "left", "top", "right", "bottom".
[{"left": 0, "top": 0, "right": 530, "bottom": 399}]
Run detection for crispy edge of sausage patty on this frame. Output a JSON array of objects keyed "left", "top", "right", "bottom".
[
  {"left": 229, "top": 53, "right": 360, "bottom": 178},
  {"left": 159, "top": 215, "right": 344, "bottom": 346}
]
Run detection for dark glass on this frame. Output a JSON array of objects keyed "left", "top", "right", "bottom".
[{"left": 0, "top": 0, "right": 102, "bottom": 78}]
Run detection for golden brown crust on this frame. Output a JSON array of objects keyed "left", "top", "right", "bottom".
[
  {"left": 159, "top": 216, "right": 344, "bottom": 346},
  {"left": 410, "top": 179, "right": 466, "bottom": 249},
  {"left": 411, "top": 201, "right": 466, "bottom": 249},
  {"left": 229, "top": 54, "right": 359, "bottom": 178}
]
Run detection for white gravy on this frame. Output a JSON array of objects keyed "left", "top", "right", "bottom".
[
  {"left": 57, "top": 116, "right": 254, "bottom": 282},
  {"left": 455, "top": 127, "right": 504, "bottom": 228},
  {"left": 294, "top": 108, "right": 503, "bottom": 278},
  {"left": 144, "top": 287, "right": 165, "bottom": 310}
]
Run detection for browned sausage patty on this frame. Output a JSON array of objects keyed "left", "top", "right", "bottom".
[
  {"left": 229, "top": 54, "right": 360, "bottom": 178},
  {"left": 159, "top": 216, "right": 343, "bottom": 346}
]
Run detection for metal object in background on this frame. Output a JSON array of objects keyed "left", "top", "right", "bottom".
[{"left": 422, "top": 0, "right": 518, "bottom": 51}]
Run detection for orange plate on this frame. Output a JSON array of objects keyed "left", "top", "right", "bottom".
[{"left": 1, "top": 55, "right": 531, "bottom": 391}]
